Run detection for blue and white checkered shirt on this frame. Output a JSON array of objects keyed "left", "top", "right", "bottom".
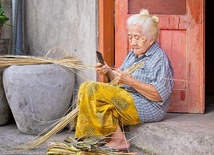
[{"left": 119, "top": 42, "right": 174, "bottom": 123}]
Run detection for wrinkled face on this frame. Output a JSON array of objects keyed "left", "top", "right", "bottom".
[{"left": 128, "top": 25, "right": 154, "bottom": 58}]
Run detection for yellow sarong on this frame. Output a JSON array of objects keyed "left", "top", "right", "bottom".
[{"left": 74, "top": 81, "right": 141, "bottom": 138}]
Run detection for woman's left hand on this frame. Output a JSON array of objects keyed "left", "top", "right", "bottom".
[
  {"left": 95, "top": 62, "right": 110, "bottom": 75},
  {"left": 114, "top": 69, "right": 133, "bottom": 85}
]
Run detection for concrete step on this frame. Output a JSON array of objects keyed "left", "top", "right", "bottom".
[{"left": 127, "top": 106, "right": 214, "bottom": 155}]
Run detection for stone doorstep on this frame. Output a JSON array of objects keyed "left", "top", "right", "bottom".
[{"left": 127, "top": 106, "right": 214, "bottom": 155}]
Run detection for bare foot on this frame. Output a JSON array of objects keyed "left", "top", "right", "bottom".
[
  {"left": 105, "top": 139, "right": 130, "bottom": 151},
  {"left": 105, "top": 126, "right": 130, "bottom": 151}
]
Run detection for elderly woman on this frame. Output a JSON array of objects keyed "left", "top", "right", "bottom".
[{"left": 74, "top": 9, "right": 174, "bottom": 151}]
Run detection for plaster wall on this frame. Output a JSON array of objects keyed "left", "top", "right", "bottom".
[{"left": 24, "top": 0, "right": 97, "bottom": 82}]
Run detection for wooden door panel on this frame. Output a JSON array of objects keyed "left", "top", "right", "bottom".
[
  {"left": 115, "top": 0, "right": 205, "bottom": 113},
  {"left": 159, "top": 30, "right": 186, "bottom": 90},
  {"left": 159, "top": 30, "right": 187, "bottom": 112},
  {"left": 128, "top": 0, "right": 186, "bottom": 15},
  {"left": 170, "top": 91, "right": 188, "bottom": 112}
]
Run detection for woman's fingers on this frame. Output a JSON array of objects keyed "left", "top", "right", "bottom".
[
  {"left": 95, "top": 63, "right": 109, "bottom": 75},
  {"left": 115, "top": 70, "right": 133, "bottom": 84},
  {"left": 95, "top": 63, "right": 103, "bottom": 69}
]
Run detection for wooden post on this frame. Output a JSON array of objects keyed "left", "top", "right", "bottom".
[{"left": 98, "top": 0, "right": 115, "bottom": 82}]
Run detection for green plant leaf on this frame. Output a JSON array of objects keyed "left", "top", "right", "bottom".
[
  {"left": 0, "top": 2, "right": 9, "bottom": 26},
  {"left": 0, "top": 9, "right": 4, "bottom": 15}
]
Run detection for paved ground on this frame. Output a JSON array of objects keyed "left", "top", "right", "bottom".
[
  {"left": 0, "top": 100, "right": 214, "bottom": 155},
  {"left": 0, "top": 124, "right": 74, "bottom": 155}
]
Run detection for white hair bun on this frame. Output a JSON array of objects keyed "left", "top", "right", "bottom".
[
  {"left": 140, "top": 9, "right": 149, "bottom": 16},
  {"left": 152, "top": 16, "right": 159, "bottom": 23},
  {"left": 140, "top": 9, "right": 159, "bottom": 24}
]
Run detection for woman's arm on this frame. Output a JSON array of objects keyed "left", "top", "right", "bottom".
[
  {"left": 130, "top": 78, "right": 162, "bottom": 102},
  {"left": 115, "top": 70, "right": 162, "bottom": 102}
]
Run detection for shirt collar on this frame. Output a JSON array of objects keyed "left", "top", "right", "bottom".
[{"left": 144, "top": 41, "right": 159, "bottom": 57}]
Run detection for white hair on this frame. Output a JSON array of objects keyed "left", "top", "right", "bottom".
[{"left": 127, "top": 9, "right": 159, "bottom": 41}]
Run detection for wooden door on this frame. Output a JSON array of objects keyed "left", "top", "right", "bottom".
[{"left": 115, "top": 0, "right": 205, "bottom": 113}]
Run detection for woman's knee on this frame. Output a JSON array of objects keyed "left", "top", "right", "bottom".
[{"left": 79, "top": 82, "right": 99, "bottom": 96}]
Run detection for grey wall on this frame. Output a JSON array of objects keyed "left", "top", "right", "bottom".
[{"left": 24, "top": 0, "right": 97, "bottom": 83}]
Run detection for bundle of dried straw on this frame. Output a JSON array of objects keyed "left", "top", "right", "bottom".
[
  {"left": 46, "top": 137, "right": 137, "bottom": 155},
  {"left": 0, "top": 55, "right": 87, "bottom": 69}
]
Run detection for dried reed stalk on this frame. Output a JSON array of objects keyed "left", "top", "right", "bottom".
[
  {"left": 0, "top": 55, "right": 88, "bottom": 69},
  {"left": 22, "top": 106, "right": 79, "bottom": 150},
  {"left": 109, "top": 61, "right": 144, "bottom": 86}
]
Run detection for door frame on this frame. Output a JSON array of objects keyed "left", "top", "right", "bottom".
[{"left": 98, "top": 0, "right": 115, "bottom": 82}]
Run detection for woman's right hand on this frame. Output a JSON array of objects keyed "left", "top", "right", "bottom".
[{"left": 95, "top": 62, "right": 110, "bottom": 75}]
